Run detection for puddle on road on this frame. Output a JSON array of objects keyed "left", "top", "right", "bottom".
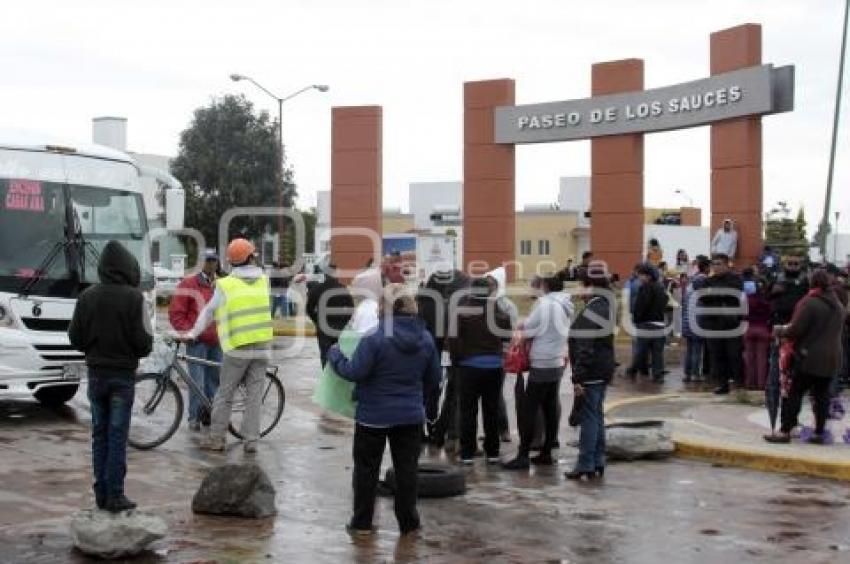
[{"left": 768, "top": 496, "right": 847, "bottom": 508}]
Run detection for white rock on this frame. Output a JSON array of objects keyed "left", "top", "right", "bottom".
[
  {"left": 605, "top": 420, "right": 675, "bottom": 461},
  {"left": 70, "top": 508, "right": 166, "bottom": 559}
]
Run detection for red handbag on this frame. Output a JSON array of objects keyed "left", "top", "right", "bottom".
[{"left": 503, "top": 339, "right": 530, "bottom": 374}]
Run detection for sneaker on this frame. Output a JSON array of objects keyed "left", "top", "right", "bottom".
[
  {"left": 346, "top": 525, "right": 376, "bottom": 538},
  {"left": 500, "top": 430, "right": 512, "bottom": 443},
  {"left": 806, "top": 434, "right": 827, "bottom": 445},
  {"left": 244, "top": 441, "right": 258, "bottom": 454},
  {"left": 486, "top": 455, "right": 501, "bottom": 464},
  {"left": 200, "top": 436, "right": 226, "bottom": 451},
  {"left": 502, "top": 456, "right": 530, "bottom": 470},
  {"left": 104, "top": 495, "right": 137, "bottom": 513},
  {"left": 460, "top": 457, "right": 474, "bottom": 465},
  {"left": 713, "top": 386, "right": 730, "bottom": 395},
  {"left": 188, "top": 421, "right": 201, "bottom": 432}
]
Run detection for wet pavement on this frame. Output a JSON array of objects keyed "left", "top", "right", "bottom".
[{"left": 2, "top": 337, "right": 850, "bottom": 563}]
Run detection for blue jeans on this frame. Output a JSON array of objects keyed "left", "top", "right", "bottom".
[
  {"left": 88, "top": 371, "right": 135, "bottom": 501},
  {"left": 632, "top": 336, "right": 665, "bottom": 378},
  {"left": 575, "top": 383, "right": 607, "bottom": 472},
  {"left": 684, "top": 337, "right": 703, "bottom": 377},
  {"left": 271, "top": 295, "right": 289, "bottom": 318},
  {"left": 186, "top": 341, "right": 222, "bottom": 423}
]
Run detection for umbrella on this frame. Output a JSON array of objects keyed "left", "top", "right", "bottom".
[{"left": 764, "top": 338, "right": 781, "bottom": 433}]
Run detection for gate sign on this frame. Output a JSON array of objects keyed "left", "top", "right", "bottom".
[{"left": 494, "top": 64, "right": 794, "bottom": 144}]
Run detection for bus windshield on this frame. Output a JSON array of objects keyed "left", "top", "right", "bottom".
[{"left": 0, "top": 178, "right": 153, "bottom": 296}]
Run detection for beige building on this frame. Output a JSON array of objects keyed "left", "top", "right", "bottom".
[
  {"left": 382, "top": 211, "right": 414, "bottom": 234},
  {"left": 515, "top": 208, "right": 584, "bottom": 281}
]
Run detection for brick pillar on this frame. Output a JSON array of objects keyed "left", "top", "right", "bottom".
[
  {"left": 680, "top": 207, "right": 702, "bottom": 227},
  {"left": 330, "top": 106, "right": 382, "bottom": 281},
  {"left": 591, "top": 59, "right": 645, "bottom": 279},
  {"left": 710, "top": 24, "right": 763, "bottom": 265},
  {"left": 464, "top": 79, "right": 516, "bottom": 279}
]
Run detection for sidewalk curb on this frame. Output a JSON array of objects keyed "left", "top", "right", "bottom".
[
  {"left": 604, "top": 393, "right": 682, "bottom": 414},
  {"left": 674, "top": 436, "right": 850, "bottom": 482},
  {"left": 604, "top": 393, "right": 850, "bottom": 482},
  {"left": 274, "top": 327, "right": 317, "bottom": 337}
]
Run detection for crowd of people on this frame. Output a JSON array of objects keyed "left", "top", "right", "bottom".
[{"left": 67, "top": 234, "right": 849, "bottom": 537}]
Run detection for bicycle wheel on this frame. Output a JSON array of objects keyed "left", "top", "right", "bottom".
[
  {"left": 228, "top": 370, "right": 285, "bottom": 439},
  {"left": 129, "top": 373, "right": 184, "bottom": 450}
]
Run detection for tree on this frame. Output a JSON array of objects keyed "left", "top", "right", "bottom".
[
  {"left": 764, "top": 201, "right": 809, "bottom": 256},
  {"left": 170, "top": 94, "right": 296, "bottom": 251},
  {"left": 795, "top": 207, "right": 808, "bottom": 244}
]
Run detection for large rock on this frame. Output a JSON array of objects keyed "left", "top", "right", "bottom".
[
  {"left": 192, "top": 463, "right": 276, "bottom": 518},
  {"left": 70, "top": 509, "right": 166, "bottom": 559},
  {"left": 606, "top": 420, "right": 675, "bottom": 461}
]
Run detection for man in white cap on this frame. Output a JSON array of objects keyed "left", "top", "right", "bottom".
[{"left": 711, "top": 218, "right": 738, "bottom": 260}]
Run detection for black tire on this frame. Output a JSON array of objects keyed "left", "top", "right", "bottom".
[
  {"left": 129, "top": 373, "right": 183, "bottom": 450},
  {"left": 228, "top": 371, "right": 285, "bottom": 440},
  {"left": 384, "top": 463, "right": 466, "bottom": 498},
  {"left": 34, "top": 384, "right": 79, "bottom": 407}
]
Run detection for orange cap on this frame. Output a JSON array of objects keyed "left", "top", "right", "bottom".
[{"left": 226, "top": 238, "right": 255, "bottom": 264}]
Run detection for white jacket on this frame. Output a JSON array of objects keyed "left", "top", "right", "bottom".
[
  {"left": 523, "top": 292, "right": 574, "bottom": 368},
  {"left": 711, "top": 228, "right": 738, "bottom": 258}
]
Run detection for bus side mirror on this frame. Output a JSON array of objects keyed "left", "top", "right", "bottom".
[{"left": 165, "top": 188, "right": 185, "bottom": 230}]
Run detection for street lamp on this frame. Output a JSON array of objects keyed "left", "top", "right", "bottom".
[
  {"left": 674, "top": 188, "right": 694, "bottom": 207},
  {"left": 230, "top": 74, "right": 329, "bottom": 259},
  {"left": 835, "top": 210, "right": 841, "bottom": 263}
]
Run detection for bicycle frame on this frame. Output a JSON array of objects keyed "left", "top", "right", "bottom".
[{"left": 146, "top": 342, "right": 281, "bottom": 414}]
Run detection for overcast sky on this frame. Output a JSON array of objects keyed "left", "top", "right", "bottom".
[{"left": 2, "top": 0, "right": 848, "bottom": 233}]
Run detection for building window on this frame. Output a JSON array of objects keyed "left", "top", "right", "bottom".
[
  {"left": 538, "top": 239, "right": 550, "bottom": 256},
  {"left": 519, "top": 240, "right": 532, "bottom": 255}
]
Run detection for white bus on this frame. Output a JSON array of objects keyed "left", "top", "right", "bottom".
[{"left": 0, "top": 132, "right": 180, "bottom": 405}]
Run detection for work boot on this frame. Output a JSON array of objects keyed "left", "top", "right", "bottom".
[
  {"left": 530, "top": 452, "right": 555, "bottom": 465},
  {"left": 104, "top": 495, "right": 137, "bottom": 513},
  {"left": 346, "top": 525, "right": 376, "bottom": 538},
  {"left": 200, "top": 435, "right": 226, "bottom": 452},
  {"left": 763, "top": 432, "right": 790, "bottom": 444}
]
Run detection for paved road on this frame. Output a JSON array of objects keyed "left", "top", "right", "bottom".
[{"left": 1, "top": 337, "right": 850, "bottom": 563}]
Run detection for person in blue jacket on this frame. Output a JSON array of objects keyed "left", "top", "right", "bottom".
[{"left": 328, "top": 283, "right": 441, "bottom": 537}]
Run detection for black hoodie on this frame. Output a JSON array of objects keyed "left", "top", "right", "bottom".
[{"left": 68, "top": 241, "right": 153, "bottom": 372}]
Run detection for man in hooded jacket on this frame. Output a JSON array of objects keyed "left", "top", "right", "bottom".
[{"left": 69, "top": 240, "right": 153, "bottom": 513}]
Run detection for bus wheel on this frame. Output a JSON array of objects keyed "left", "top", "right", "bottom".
[{"left": 35, "top": 384, "right": 80, "bottom": 407}]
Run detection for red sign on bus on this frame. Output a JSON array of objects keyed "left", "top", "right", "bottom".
[{"left": 4, "top": 180, "right": 44, "bottom": 212}]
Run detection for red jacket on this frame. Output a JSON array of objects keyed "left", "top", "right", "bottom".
[{"left": 168, "top": 273, "right": 218, "bottom": 346}]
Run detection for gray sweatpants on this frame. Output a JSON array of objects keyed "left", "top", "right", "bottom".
[{"left": 209, "top": 342, "right": 270, "bottom": 443}]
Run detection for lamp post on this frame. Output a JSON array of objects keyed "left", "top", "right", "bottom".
[
  {"left": 835, "top": 211, "right": 841, "bottom": 263},
  {"left": 230, "top": 74, "right": 329, "bottom": 259},
  {"left": 674, "top": 188, "right": 694, "bottom": 207}
]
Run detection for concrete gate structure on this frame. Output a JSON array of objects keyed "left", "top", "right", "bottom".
[{"left": 331, "top": 23, "right": 793, "bottom": 281}]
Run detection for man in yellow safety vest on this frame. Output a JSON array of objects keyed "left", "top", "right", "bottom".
[{"left": 181, "top": 238, "right": 273, "bottom": 453}]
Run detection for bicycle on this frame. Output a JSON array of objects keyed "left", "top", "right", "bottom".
[{"left": 128, "top": 337, "right": 285, "bottom": 450}]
